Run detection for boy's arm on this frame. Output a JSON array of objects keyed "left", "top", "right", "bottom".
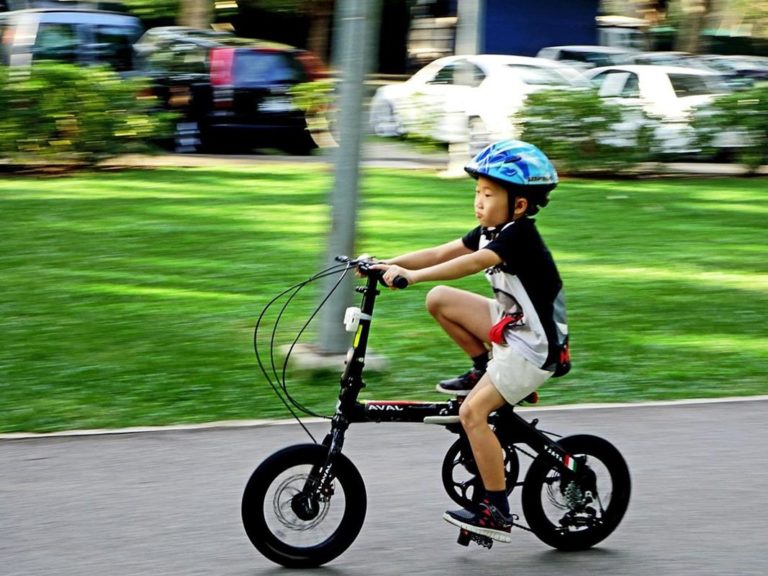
[
  {"left": 384, "top": 239, "right": 470, "bottom": 269},
  {"left": 377, "top": 248, "right": 501, "bottom": 287}
]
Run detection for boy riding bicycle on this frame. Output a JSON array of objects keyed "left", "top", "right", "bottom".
[{"left": 372, "top": 139, "right": 569, "bottom": 543}]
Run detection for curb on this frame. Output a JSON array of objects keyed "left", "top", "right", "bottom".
[{"left": 2, "top": 395, "right": 766, "bottom": 441}]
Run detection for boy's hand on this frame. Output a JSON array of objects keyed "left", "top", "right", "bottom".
[
  {"left": 371, "top": 263, "right": 413, "bottom": 288},
  {"left": 354, "top": 254, "right": 377, "bottom": 278}
]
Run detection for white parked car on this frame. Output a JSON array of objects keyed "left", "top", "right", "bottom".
[
  {"left": 369, "top": 54, "right": 583, "bottom": 150},
  {"left": 583, "top": 64, "right": 731, "bottom": 153}
]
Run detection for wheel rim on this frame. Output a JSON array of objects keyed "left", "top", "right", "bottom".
[
  {"left": 372, "top": 101, "right": 400, "bottom": 136},
  {"left": 468, "top": 117, "right": 490, "bottom": 156},
  {"left": 264, "top": 464, "right": 347, "bottom": 547}
]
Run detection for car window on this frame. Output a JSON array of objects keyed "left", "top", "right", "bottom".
[
  {"left": 232, "top": 50, "right": 307, "bottom": 85},
  {"left": 506, "top": 64, "right": 567, "bottom": 85},
  {"left": 591, "top": 71, "right": 629, "bottom": 97},
  {"left": 588, "top": 70, "right": 609, "bottom": 89},
  {"left": 33, "top": 23, "right": 79, "bottom": 63},
  {"left": 429, "top": 63, "right": 454, "bottom": 84},
  {"left": 619, "top": 73, "right": 640, "bottom": 97},
  {"left": 90, "top": 24, "right": 138, "bottom": 71},
  {"left": 668, "top": 73, "right": 724, "bottom": 97},
  {"left": 168, "top": 42, "right": 208, "bottom": 74},
  {"left": 562, "top": 50, "right": 616, "bottom": 68},
  {"left": 141, "top": 39, "right": 174, "bottom": 73},
  {"left": 453, "top": 61, "right": 484, "bottom": 87},
  {"left": 427, "top": 61, "right": 484, "bottom": 87}
]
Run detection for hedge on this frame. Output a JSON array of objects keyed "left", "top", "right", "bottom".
[{"left": 0, "top": 63, "right": 173, "bottom": 168}]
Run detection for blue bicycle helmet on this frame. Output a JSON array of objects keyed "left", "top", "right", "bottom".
[{"left": 465, "top": 139, "right": 558, "bottom": 216}]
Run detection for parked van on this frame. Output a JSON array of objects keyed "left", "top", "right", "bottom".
[{"left": 0, "top": 8, "right": 142, "bottom": 70}]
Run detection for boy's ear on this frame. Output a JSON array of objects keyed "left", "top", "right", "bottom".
[{"left": 513, "top": 196, "right": 528, "bottom": 218}]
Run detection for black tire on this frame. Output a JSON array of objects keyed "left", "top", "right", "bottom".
[
  {"left": 370, "top": 99, "right": 402, "bottom": 137},
  {"left": 441, "top": 437, "right": 519, "bottom": 509},
  {"left": 281, "top": 130, "right": 318, "bottom": 155},
  {"left": 241, "top": 443, "right": 367, "bottom": 568},
  {"left": 467, "top": 116, "right": 491, "bottom": 157},
  {"left": 522, "top": 434, "right": 631, "bottom": 551}
]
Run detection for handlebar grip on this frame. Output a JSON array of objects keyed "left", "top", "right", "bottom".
[{"left": 392, "top": 275, "right": 409, "bottom": 289}]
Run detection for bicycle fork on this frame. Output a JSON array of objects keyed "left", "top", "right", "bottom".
[{"left": 297, "top": 414, "right": 351, "bottom": 509}]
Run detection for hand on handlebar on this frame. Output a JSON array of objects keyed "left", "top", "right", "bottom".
[
  {"left": 353, "top": 254, "right": 378, "bottom": 278},
  {"left": 370, "top": 263, "right": 412, "bottom": 289}
]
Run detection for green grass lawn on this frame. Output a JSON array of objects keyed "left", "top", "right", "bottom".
[{"left": 1, "top": 165, "right": 766, "bottom": 432}]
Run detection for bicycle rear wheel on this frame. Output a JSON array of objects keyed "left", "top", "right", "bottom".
[
  {"left": 522, "top": 434, "right": 631, "bottom": 551},
  {"left": 242, "top": 443, "right": 367, "bottom": 567}
]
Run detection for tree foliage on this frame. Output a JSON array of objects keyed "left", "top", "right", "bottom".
[{"left": 121, "top": 0, "right": 179, "bottom": 22}]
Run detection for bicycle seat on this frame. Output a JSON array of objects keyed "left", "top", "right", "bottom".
[{"left": 522, "top": 391, "right": 539, "bottom": 404}]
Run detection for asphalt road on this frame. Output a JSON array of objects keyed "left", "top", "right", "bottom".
[{"left": 2, "top": 399, "right": 767, "bottom": 576}]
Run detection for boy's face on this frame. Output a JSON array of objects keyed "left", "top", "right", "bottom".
[{"left": 474, "top": 176, "right": 510, "bottom": 228}]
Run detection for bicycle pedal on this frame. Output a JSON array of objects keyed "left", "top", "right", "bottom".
[
  {"left": 457, "top": 529, "right": 493, "bottom": 549},
  {"left": 469, "top": 532, "right": 493, "bottom": 549}
]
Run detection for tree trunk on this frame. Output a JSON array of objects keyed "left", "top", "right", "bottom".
[
  {"left": 178, "top": 0, "right": 213, "bottom": 29},
  {"left": 675, "top": 0, "right": 713, "bottom": 53},
  {"left": 305, "top": 0, "right": 334, "bottom": 62}
]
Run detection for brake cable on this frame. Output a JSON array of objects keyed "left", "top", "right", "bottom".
[{"left": 253, "top": 262, "right": 353, "bottom": 442}]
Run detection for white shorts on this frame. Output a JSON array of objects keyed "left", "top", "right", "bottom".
[{"left": 486, "top": 299, "right": 553, "bottom": 405}]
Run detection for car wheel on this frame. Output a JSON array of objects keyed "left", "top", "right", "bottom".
[
  {"left": 277, "top": 128, "right": 316, "bottom": 155},
  {"left": 468, "top": 116, "right": 490, "bottom": 156},
  {"left": 370, "top": 99, "right": 402, "bottom": 137}
]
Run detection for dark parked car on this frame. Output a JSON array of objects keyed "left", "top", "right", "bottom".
[
  {"left": 536, "top": 45, "right": 636, "bottom": 70},
  {"left": 133, "top": 26, "right": 328, "bottom": 154},
  {"left": 0, "top": 7, "right": 142, "bottom": 71}
]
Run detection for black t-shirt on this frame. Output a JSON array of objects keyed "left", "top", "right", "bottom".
[{"left": 462, "top": 218, "right": 568, "bottom": 370}]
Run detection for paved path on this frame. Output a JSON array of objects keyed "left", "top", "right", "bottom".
[
  {"left": 101, "top": 141, "right": 768, "bottom": 175},
  {"left": 2, "top": 398, "right": 767, "bottom": 576}
]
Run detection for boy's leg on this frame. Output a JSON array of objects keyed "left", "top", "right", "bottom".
[
  {"left": 426, "top": 286, "right": 493, "bottom": 394},
  {"left": 460, "top": 376, "right": 507, "bottom": 492},
  {"left": 426, "top": 286, "right": 492, "bottom": 356},
  {"left": 443, "top": 375, "right": 514, "bottom": 542}
]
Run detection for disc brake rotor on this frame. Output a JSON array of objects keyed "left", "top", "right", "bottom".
[{"left": 273, "top": 473, "right": 330, "bottom": 531}]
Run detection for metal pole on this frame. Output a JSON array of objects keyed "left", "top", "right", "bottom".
[
  {"left": 318, "top": 0, "right": 381, "bottom": 355},
  {"left": 455, "top": 0, "right": 483, "bottom": 55}
]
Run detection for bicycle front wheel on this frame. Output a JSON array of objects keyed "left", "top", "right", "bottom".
[
  {"left": 242, "top": 443, "right": 367, "bottom": 568},
  {"left": 522, "top": 434, "right": 631, "bottom": 551}
]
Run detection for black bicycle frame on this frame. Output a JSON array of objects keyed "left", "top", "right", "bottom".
[{"left": 310, "top": 268, "right": 582, "bottom": 496}]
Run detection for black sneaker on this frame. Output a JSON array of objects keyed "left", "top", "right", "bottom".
[
  {"left": 443, "top": 501, "right": 513, "bottom": 543},
  {"left": 435, "top": 368, "right": 484, "bottom": 396}
]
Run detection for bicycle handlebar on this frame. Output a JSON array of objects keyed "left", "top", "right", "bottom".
[{"left": 335, "top": 255, "right": 409, "bottom": 289}]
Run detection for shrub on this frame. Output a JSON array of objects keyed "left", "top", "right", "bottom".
[
  {"left": 516, "top": 88, "right": 658, "bottom": 175},
  {"left": 288, "top": 79, "right": 336, "bottom": 143},
  {"left": 0, "top": 63, "right": 174, "bottom": 167},
  {"left": 691, "top": 84, "right": 768, "bottom": 171}
]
